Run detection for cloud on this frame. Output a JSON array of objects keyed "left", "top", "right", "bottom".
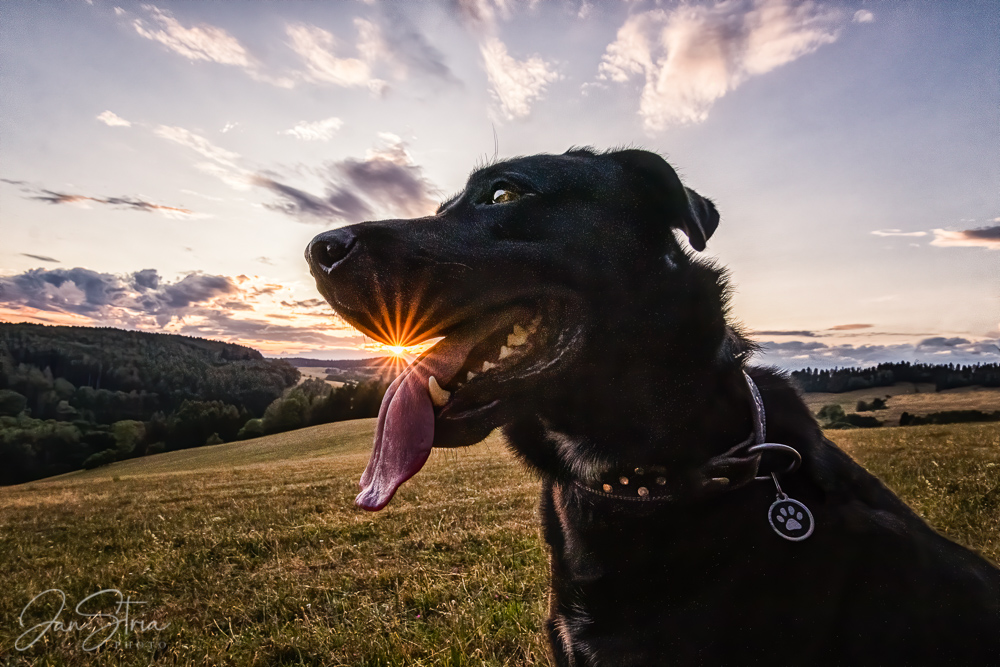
[
  {"left": 38, "top": 192, "right": 194, "bottom": 217},
  {"left": 755, "top": 330, "right": 819, "bottom": 337},
  {"left": 917, "top": 337, "right": 972, "bottom": 349},
  {"left": 154, "top": 124, "right": 252, "bottom": 190},
  {"left": 154, "top": 125, "right": 241, "bottom": 167},
  {"left": 757, "top": 337, "right": 1000, "bottom": 370},
  {"left": 0, "top": 269, "right": 358, "bottom": 354},
  {"left": 133, "top": 5, "right": 253, "bottom": 67},
  {"left": 281, "top": 298, "right": 326, "bottom": 309},
  {"left": 256, "top": 134, "right": 438, "bottom": 224},
  {"left": 286, "top": 23, "right": 383, "bottom": 92},
  {"left": 871, "top": 229, "right": 927, "bottom": 237},
  {"left": 0, "top": 268, "right": 238, "bottom": 326},
  {"left": 599, "top": 0, "right": 842, "bottom": 131},
  {"left": 828, "top": 323, "right": 873, "bottom": 331},
  {"left": 281, "top": 117, "right": 344, "bottom": 142},
  {"left": 131, "top": 5, "right": 293, "bottom": 87},
  {"left": 126, "top": 7, "right": 453, "bottom": 92},
  {"left": 96, "top": 110, "right": 132, "bottom": 127},
  {"left": 451, "top": 0, "right": 502, "bottom": 31},
  {"left": 931, "top": 226, "right": 1000, "bottom": 250},
  {"left": 253, "top": 175, "right": 373, "bottom": 223},
  {"left": 336, "top": 135, "right": 440, "bottom": 216},
  {"left": 355, "top": 16, "right": 460, "bottom": 86},
  {"left": 444, "top": 1, "right": 556, "bottom": 118},
  {"left": 21, "top": 254, "right": 60, "bottom": 263},
  {"left": 481, "top": 36, "right": 559, "bottom": 120},
  {"left": 177, "top": 311, "right": 355, "bottom": 347},
  {"left": 853, "top": 10, "right": 874, "bottom": 23},
  {"left": 132, "top": 5, "right": 249, "bottom": 68},
  {"left": 1, "top": 179, "right": 203, "bottom": 219}
]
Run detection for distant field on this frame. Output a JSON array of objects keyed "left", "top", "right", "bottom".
[
  {"left": 802, "top": 382, "right": 1000, "bottom": 425},
  {"left": 2, "top": 420, "right": 999, "bottom": 665},
  {"left": 295, "top": 365, "right": 344, "bottom": 388}
]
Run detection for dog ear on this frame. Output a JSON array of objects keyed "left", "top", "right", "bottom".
[{"left": 608, "top": 149, "right": 719, "bottom": 252}]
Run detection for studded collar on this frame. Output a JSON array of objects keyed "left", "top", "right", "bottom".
[{"left": 571, "top": 372, "right": 769, "bottom": 502}]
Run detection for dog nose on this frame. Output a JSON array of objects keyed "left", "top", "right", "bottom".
[{"left": 307, "top": 228, "right": 356, "bottom": 273}]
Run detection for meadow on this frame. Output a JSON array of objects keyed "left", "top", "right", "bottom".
[
  {"left": 801, "top": 383, "right": 1000, "bottom": 426},
  {"left": 2, "top": 417, "right": 999, "bottom": 665}
]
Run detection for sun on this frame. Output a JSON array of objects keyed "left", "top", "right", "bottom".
[{"left": 386, "top": 345, "right": 407, "bottom": 357}]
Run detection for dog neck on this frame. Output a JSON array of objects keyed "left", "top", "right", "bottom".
[
  {"left": 568, "top": 372, "right": 767, "bottom": 502},
  {"left": 506, "top": 255, "right": 762, "bottom": 492}
]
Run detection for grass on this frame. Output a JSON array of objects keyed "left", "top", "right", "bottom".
[
  {"left": 801, "top": 382, "right": 1000, "bottom": 426},
  {"left": 1, "top": 418, "right": 999, "bottom": 665},
  {"left": 294, "top": 366, "right": 344, "bottom": 388}
]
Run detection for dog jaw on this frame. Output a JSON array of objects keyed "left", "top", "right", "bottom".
[{"left": 354, "top": 302, "right": 580, "bottom": 510}]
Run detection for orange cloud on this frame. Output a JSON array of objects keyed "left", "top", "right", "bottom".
[
  {"left": 931, "top": 226, "right": 1000, "bottom": 250},
  {"left": 828, "top": 324, "right": 873, "bottom": 331}
]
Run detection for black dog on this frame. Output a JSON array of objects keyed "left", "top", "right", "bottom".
[{"left": 307, "top": 148, "right": 1000, "bottom": 665}]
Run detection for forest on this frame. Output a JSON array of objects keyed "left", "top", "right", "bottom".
[
  {"left": 0, "top": 323, "right": 387, "bottom": 485},
  {"left": 789, "top": 362, "right": 1000, "bottom": 393}
]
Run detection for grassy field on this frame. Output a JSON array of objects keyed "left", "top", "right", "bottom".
[
  {"left": 2, "top": 418, "right": 1000, "bottom": 665},
  {"left": 801, "top": 382, "right": 1000, "bottom": 425},
  {"left": 294, "top": 366, "right": 344, "bottom": 388}
]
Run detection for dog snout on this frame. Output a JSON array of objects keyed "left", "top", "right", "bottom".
[{"left": 307, "top": 228, "right": 356, "bottom": 275}]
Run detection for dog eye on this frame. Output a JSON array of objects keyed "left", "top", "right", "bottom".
[{"left": 491, "top": 188, "right": 520, "bottom": 204}]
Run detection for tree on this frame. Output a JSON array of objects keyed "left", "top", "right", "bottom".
[
  {"left": 817, "top": 404, "right": 846, "bottom": 427},
  {"left": 0, "top": 390, "right": 27, "bottom": 417},
  {"left": 112, "top": 420, "right": 146, "bottom": 457},
  {"left": 262, "top": 391, "right": 310, "bottom": 434},
  {"left": 83, "top": 449, "right": 117, "bottom": 469},
  {"left": 237, "top": 418, "right": 264, "bottom": 440}
]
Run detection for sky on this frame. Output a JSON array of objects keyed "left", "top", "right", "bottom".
[{"left": 1, "top": 0, "right": 998, "bottom": 369}]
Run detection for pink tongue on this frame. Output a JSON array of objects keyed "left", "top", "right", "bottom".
[{"left": 355, "top": 337, "right": 477, "bottom": 511}]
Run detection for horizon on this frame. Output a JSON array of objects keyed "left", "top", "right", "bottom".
[
  {"left": 2, "top": 1, "right": 998, "bottom": 370},
  {"left": 6, "top": 318, "right": 1000, "bottom": 374}
]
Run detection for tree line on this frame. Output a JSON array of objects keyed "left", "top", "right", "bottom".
[
  {"left": 0, "top": 323, "right": 388, "bottom": 485},
  {"left": 790, "top": 362, "right": 1000, "bottom": 393}
]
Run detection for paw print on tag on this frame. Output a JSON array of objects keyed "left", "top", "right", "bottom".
[
  {"left": 777, "top": 505, "right": 803, "bottom": 530},
  {"left": 767, "top": 498, "right": 814, "bottom": 541}
]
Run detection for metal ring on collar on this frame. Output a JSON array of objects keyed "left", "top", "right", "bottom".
[{"left": 748, "top": 443, "right": 802, "bottom": 480}]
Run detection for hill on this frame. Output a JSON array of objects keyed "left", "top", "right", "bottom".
[
  {"left": 0, "top": 322, "right": 298, "bottom": 413},
  {"left": 0, "top": 322, "right": 302, "bottom": 484}
]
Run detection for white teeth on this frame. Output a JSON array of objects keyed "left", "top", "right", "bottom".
[
  {"left": 498, "top": 345, "right": 512, "bottom": 359},
  {"left": 467, "top": 371, "right": 477, "bottom": 381},
  {"left": 508, "top": 325, "right": 528, "bottom": 347},
  {"left": 482, "top": 360, "right": 496, "bottom": 372},
  {"left": 428, "top": 376, "right": 451, "bottom": 407}
]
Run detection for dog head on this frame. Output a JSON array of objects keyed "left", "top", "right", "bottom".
[{"left": 306, "top": 148, "right": 721, "bottom": 509}]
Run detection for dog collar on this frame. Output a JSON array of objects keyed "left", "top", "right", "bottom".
[
  {"left": 570, "top": 373, "right": 816, "bottom": 541},
  {"left": 572, "top": 372, "right": 781, "bottom": 502}
]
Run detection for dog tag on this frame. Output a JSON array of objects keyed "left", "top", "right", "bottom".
[
  {"left": 766, "top": 473, "right": 814, "bottom": 542},
  {"left": 767, "top": 496, "right": 814, "bottom": 541}
]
